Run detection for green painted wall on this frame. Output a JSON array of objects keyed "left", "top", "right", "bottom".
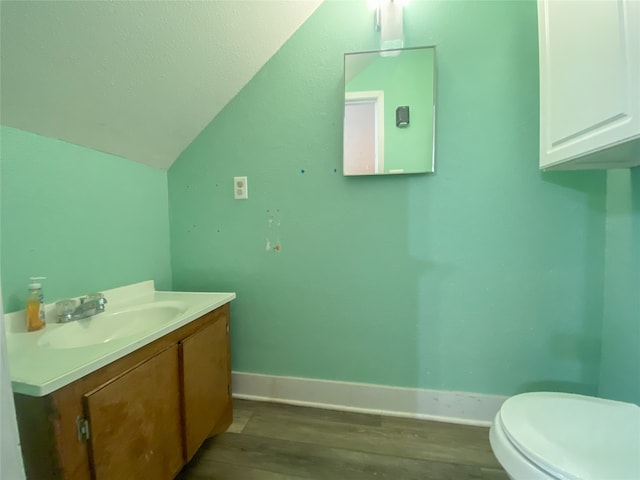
[
  {"left": 346, "top": 48, "right": 435, "bottom": 173},
  {"left": 169, "top": 1, "right": 607, "bottom": 396},
  {"left": 1, "top": 126, "right": 172, "bottom": 313},
  {"left": 599, "top": 169, "right": 640, "bottom": 404}
]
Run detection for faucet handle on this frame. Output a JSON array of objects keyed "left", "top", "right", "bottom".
[
  {"left": 55, "top": 299, "right": 77, "bottom": 322},
  {"left": 82, "top": 293, "right": 106, "bottom": 304}
]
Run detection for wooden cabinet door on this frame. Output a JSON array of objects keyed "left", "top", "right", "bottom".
[
  {"left": 538, "top": 0, "right": 640, "bottom": 170},
  {"left": 83, "top": 345, "right": 183, "bottom": 480},
  {"left": 181, "top": 311, "right": 231, "bottom": 461}
]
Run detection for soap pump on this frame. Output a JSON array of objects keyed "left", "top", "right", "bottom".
[{"left": 26, "top": 277, "right": 46, "bottom": 332}]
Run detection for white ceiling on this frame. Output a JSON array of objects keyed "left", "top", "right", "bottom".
[{"left": 0, "top": 0, "right": 323, "bottom": 170}]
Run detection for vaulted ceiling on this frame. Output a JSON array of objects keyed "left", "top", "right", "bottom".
[{"left": 0, "top": 0, "right": 322, "bottom": 169}]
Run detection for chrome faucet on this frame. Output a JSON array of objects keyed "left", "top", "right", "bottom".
[{"left": 56, "top": 293, "right": 108, "bottom": 323}]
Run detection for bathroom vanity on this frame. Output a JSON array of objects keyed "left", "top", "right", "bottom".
[{"left": 5, "top": 282, "right": 235, "bottom": 480}]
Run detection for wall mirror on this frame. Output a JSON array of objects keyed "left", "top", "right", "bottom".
[{"left": 343, "top": 46, "right": 436, "bottom": 176}]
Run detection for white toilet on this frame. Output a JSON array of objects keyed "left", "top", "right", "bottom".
[{"left": 490, "top": 392, "right": 640, "bottom": 480}]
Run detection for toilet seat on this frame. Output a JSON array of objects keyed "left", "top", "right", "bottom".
[
  {"left": 497, "top": 392, "right": 640, "bottom": 480},
  {"left": 490, "top": 411, "right": 557, "bottom": 479}
]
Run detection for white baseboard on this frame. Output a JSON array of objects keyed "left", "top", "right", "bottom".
[{"left": 232, "top": 372, "right": 507, "bottom": 427}]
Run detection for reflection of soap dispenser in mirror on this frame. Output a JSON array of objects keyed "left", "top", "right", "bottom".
[{"left": 26, "top": 277, "right": 46, "bottom": 332}]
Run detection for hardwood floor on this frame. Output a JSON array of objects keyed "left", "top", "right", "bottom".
[{"left": 177, "top": 399, "right": 509, "bottom": 480}]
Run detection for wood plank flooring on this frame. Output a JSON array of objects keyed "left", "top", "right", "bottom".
[{"left": 176, "top": 399, "right": 509, "bottom": 480}]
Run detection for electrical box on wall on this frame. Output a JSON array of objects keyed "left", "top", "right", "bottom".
[{"left": 234, "top": 176, "right": 248, "bottom": 200}]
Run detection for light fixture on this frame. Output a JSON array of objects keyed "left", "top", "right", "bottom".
[{"left": 375, "top": 0, "right": 404, "bottom": 51}]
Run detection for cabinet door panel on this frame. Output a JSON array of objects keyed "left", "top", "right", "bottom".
[
  {"left": 181, "top": 314, "right": 231, "bottom": 461},
  {"left": 84, "top": 345, "right": 183, "bottom": 480},
  {"left": 538, "top": 0, "right": 640, "bottom": 169}
]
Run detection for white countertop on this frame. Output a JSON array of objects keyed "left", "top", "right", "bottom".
[{"left": 5, "top": 281, "right": 235, "bottom": 397}]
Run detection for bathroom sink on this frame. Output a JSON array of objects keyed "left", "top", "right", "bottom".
[{"left": 37, "top": 302, "right": 188, "bottom": 349}]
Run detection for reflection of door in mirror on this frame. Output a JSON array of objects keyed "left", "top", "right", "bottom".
[
  {"left": 344, "top": 91, "right": 385, "bottom": 175},
  {"left": 343, "top": 46, "right": 436, "bottom": 176}
]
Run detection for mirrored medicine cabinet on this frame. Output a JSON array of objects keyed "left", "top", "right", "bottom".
[{"left": 343, "top": 46, "right": 436, "bottom": 176}]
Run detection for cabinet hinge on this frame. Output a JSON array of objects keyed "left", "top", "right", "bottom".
[
  {"left": 226, "top": 322, "right": 229, "bottom": 334},
  {"left": 76, "top": 416, "right": 90, "bottom": 442}
]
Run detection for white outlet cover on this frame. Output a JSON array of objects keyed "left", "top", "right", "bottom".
[{"left": 234, "top": 176, "right": 248, "bottom": 199}]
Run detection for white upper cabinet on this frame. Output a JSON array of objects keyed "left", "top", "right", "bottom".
[{"left": 537, "top": 0, "right": 640, "bottom": 170}]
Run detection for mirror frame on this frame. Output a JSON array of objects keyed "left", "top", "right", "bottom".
[{"left": 343, "top": 46, "right": 436, "bottom": 176}]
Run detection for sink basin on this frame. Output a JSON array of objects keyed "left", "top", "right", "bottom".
[{"left": 37, "top": 301, "right": 189, "bottom": 349}]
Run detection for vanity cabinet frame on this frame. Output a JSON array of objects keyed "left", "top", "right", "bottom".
[{"left": 13, "top": 303, "right": 232, "bottom": 480}]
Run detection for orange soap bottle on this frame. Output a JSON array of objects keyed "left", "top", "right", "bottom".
[{"left": 26, "top": 277, "right": 46, "bottom": 332}]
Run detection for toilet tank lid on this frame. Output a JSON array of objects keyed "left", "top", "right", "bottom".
[{"left": 500, "top": 392, "right": 640, "bottom": 480}]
